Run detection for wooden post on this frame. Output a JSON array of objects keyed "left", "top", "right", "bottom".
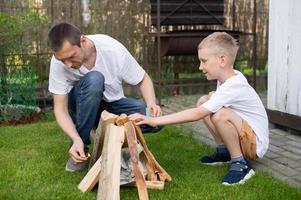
[
  {"left": 97, "top": 124, "right": 125, "bottom": 200},
  {"left": 90, "top": 111, "right": 118, "bottom": 168}
]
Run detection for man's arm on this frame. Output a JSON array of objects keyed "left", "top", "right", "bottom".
[
  {"left": 53, "top": 94, "right": 87, "bottom": 162},
  {"left": 130, "top": 106, "right": 212, "bottom": 127},
  {"left": 139, "top": 73, "right": 161, "bottom": 117}
]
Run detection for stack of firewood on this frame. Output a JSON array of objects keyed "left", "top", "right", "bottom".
[{"left": 77, "top": 111, "right": 172, "bottom": 200}]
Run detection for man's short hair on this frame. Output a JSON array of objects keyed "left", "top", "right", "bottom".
[
  {"left": 47, "top": 22, "right": 82, "bottom": 52},
  {"left": 198, "top": 32, "right": 239, "bottom": 65}
]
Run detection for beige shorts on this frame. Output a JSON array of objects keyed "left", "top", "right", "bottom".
[{"left": 239, "top": 120, "right": 257, "bottom": 160}]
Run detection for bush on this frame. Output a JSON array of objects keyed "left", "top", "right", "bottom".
[{"left": 0, "top": 10, "right": 49, "bottom": 125}]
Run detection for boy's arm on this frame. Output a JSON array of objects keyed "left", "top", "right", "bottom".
[
  {"left": 196, "top": 91, "right": 215, "bottom": 107},
  {"left": 129, "top": 106, "right": 212, "bottom": 127}
]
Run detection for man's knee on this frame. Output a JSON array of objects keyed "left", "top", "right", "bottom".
[
  {"left": 122, "top": 98, "right": 146, "bottom": 114},
  {"left": 133, "top": 100, "right": 146, "bottom": 113},
  {"left": 85, "top": 71, "right": 105, "bottom": 87},
  {"left": 81, "top": 71, "right": 105, "bottom": 95}
]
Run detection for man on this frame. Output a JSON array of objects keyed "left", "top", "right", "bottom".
[{"left": 47, "top": 22, "right": 161, "bottom": 172}]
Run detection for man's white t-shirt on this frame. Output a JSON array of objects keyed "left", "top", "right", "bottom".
[
  {"left": 48, "top": 34, "right": 145, "bottom": 102},
  {"left": 201, "top": 70, "right": 269, "bottom": 158}
]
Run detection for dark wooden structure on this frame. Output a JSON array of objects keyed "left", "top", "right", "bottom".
[
  {"left": 266, "top": 109, "right": 301, "bottom": 132},
  {"left": 151, "top": 0, "right": 232, "bottom": 58},
  {"left": 148, "top": 0, "right": 257, "bottom": 103},
  {"left": 150, "top": 0, "right": 225, "bottom": 26}
]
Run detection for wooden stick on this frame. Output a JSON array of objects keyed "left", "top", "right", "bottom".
[
  {"left": 97, "top": 124, "right": 125, "bottom": 200},
  {"left": 90, "top": 110, "right": 118, "bottom": 168},
  {"left": 115, "top": 113, "right": 129, "bottom": 126},
  {"left": 125, "top": 122, "right": 149, "bottom": 200},
  {"left": 124, "top": 180, "right": 165, "bottom": 190},
  {"left": 78, "top": 156, "right": 102, "bottom": 192},
  {"left": 133, "top": 123, "right": 172, "bottom": 182}
]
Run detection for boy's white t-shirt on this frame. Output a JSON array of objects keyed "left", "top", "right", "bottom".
[
  {"left": 48, "top": 34, "right": 145, "bottom": 102},
  {"left": 201, "top": 70, "right": 269, "bottom": 158}
]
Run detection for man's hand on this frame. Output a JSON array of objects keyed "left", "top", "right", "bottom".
[
  {"left": 139, "top": 73, "right": 161, "bottom": 117},
  {"left": 129, "top": 113, "right": 157, "bottom": 127},
  {"left": 148, "top": 103, "right": 162, "bottom": 117},
  {"left": 69, "top": 138, "right": 88, "bottom": 163}
]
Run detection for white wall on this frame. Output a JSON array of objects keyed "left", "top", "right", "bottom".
[{"left": 268, "top": 0, "right": 301, "bottom": 116}]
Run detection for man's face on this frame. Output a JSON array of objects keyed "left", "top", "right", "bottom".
[
  {"left": 54, "top": 40, "right": 84, "bottom": 69},
  {"left": 198, "top": 48, "right": 221, "bottom": 80}
]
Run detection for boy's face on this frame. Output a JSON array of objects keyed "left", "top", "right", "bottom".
[{"left": 198, "top": 48, "right": 221, "bottom": 80}]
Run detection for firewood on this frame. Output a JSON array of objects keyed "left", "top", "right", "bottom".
[
  {"left": 133, "top": 123, "right": 172, "bottom": 182},
  {"left": 97, "top": 124, "right": 125, "bottom": 200},
  {"left": 90, "top": 110, "right": 118, "bottom": 168},
  {"left": 115, "top": 113, "right": 129, "bottom": 126},
  {"left": 125, "top": 122, "right": 149, "bottom": 200},
  {"left": 78, "top": 156, "right": 102, "bottom": 192},
  {"left": 124, "top": 180, "right": 165, "bottom": 190},
  {"left": 79, "top": 112, "right": 171, "bottom": 199}
]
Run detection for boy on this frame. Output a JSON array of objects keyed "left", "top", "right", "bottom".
[{"left": 129, "top": 32, "right": 269, "bottom": 185}]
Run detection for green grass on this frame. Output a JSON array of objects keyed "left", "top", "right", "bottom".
[{"left": 0, "top": 113, "right": 300, "bottom": 200}]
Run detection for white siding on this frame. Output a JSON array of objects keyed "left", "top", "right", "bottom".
[{"left": 268, "top": 0, "right": 301, "bottom": 116}]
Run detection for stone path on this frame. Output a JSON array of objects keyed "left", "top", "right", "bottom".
[{"left": 161, "top": 94, "right": 301, "bottom": 188}]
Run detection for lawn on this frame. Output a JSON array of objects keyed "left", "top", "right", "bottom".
[{"left": 0, "top": 113, "right": 300, "bottom": 200}]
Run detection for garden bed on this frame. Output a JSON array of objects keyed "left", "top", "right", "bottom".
[{"left": 0, "top": 104, "right": 41, "bottom": 125}]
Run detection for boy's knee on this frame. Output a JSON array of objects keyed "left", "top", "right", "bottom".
[
  {"left": 197, "top": 95, "right": 209, "bottom": 106},
  {"left": 211, "top": 108, "right": 230, "bottom": 123},
  {"left": 204, "top": 114, "right": 212, "bottom": 122}
]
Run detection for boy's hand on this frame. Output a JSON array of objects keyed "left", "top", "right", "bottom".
[{"left": 129, "top": 113, "right": 157, "bottom": 127}]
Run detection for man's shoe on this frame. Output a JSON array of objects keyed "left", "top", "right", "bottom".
[
  {"left": 222, "top": 160, "right": 255, "bottom": 185},
  {"left": 65, "top": 157, "right": 88, "bottom": 172},
  {"left": 199, "top": 152, "right": 231, "bottom": 165}
]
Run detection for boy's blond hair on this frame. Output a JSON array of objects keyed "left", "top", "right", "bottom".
[{"left": 198, "top": 32, "right": 239, "bottom": 66}]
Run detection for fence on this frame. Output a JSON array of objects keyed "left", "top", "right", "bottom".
[{"left": 0, "top": 0, "right": 269, "bottom": 107}]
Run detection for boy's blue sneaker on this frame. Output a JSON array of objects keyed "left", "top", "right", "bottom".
[
  {"left": 222, "top": 160, "right": 255, "bottom": 185},
  {"left": 199, "top": 152, "right": 231, "bottom": 165}
]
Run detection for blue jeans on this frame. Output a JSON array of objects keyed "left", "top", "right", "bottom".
[{"left": 68, "top": 71, "right": 161, "bottom": 150}]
